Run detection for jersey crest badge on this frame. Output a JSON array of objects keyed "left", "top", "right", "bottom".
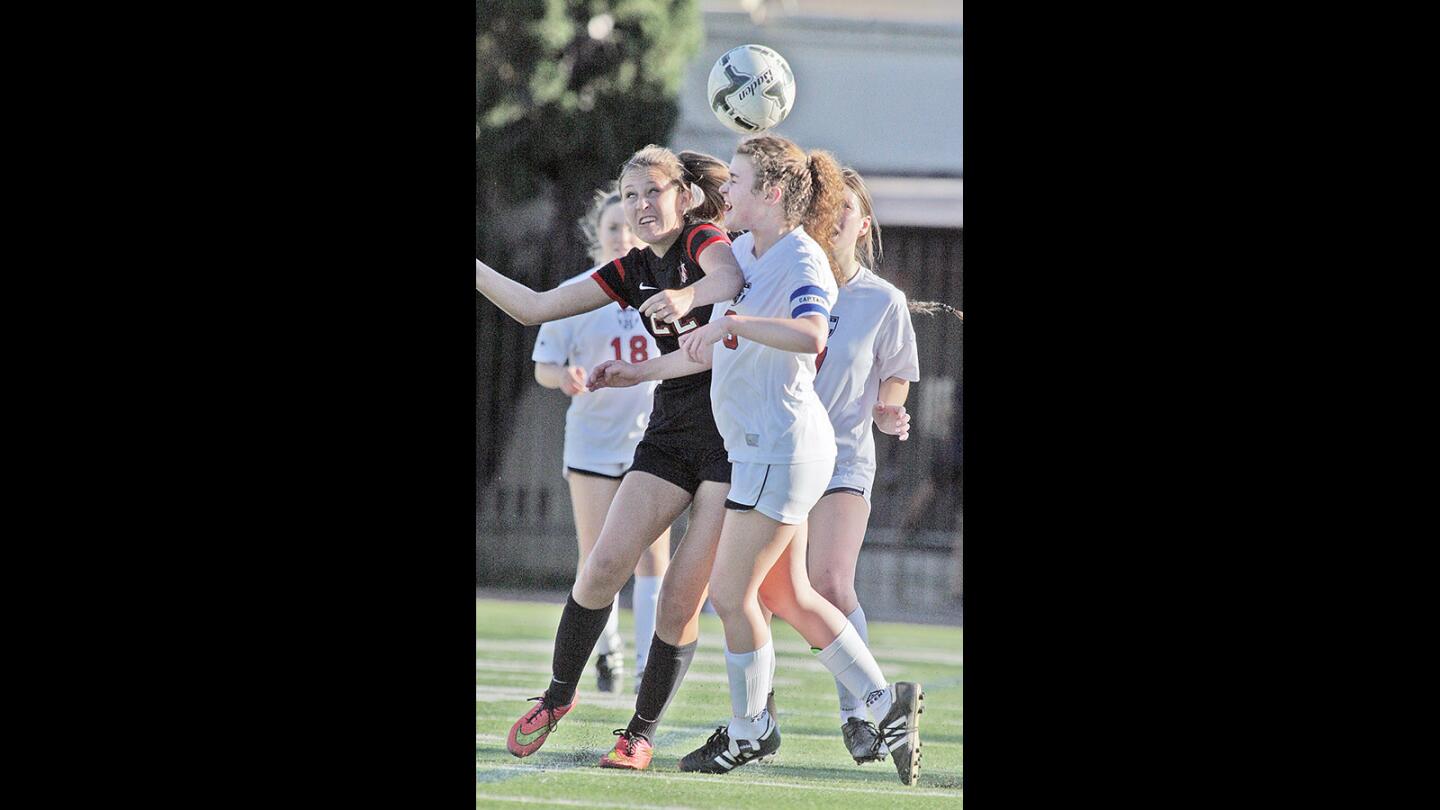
[
  {"left": 828, "top": 315, "right": 839, "bottom": 337},
  {"left": 679, "top": 263, "right": 689, "bottom": 284}
]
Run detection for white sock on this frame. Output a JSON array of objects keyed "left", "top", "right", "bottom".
[
  {"left": 835, "top": 606, "right": 870, "bottom": 722},
  {"left": 595, "top": 602, "right": 622, "bottom": 658},
  {"left": 767, "top": 640, "right": 777, "bottom": 693},
  {"left": 816, "top": 622, "right": 891, "bottom": 720},
  {"left": 724, "top": 642, "right": 775, "bottom": 740},
  {"left": 632, "top": 575, "right": 661, "bottom": 672}
]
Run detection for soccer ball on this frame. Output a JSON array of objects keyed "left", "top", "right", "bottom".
[{"left": 707, "top": 44, "right": 796, "bottom": 134}]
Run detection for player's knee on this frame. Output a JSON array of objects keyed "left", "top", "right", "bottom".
[
  {"left": 811, "top": 574, "right": 856, "bottom": 609},
  {"left": 578, "top": 546, "right": 630, "bottom": 594},
  {"left": 707, "top": 579, "right": 748, "bottom": 620}
]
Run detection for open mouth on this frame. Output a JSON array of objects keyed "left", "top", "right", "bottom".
[{"left": 638, "top": 216, "right": 657, "bottom": 226}]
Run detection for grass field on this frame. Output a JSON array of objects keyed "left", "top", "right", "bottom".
[{"left": 477, "top": 597, "right": 963, "bottom": 809}]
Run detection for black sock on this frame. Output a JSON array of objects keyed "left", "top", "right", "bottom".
[
  {"left": 626, "top": 635, "right": 698, "bottom": 742},
  {"left": 547, "top": 595, "right": 613, "bottom": 705}
]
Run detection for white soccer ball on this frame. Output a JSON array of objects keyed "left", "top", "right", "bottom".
[{"left": 707, "top": 44, "right": 796, "bottom": 134}]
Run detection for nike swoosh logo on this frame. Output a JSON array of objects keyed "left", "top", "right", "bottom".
[
  {"left": 640, "top": 284, "right": 659, "bottom": 290},
  {"left": 513, "top": 726, "right": 550, "bottom": 745}
]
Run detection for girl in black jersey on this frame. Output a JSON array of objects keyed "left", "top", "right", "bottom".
[{"left": 475, "top": 145, "right": 744, "bottom": 770}]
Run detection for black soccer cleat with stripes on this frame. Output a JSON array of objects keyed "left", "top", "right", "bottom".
[
  {"left": 876, "top": 681, "right": 924, "bottom": 785},
  {"left": 842, "top": 717, "right": 887, "bottom": 764},
  {"left": 678, "top": 714, "right": 781, "bottom": 774},
  {"left": 595, "top": 653, "right": 622, "bottom": 693}
]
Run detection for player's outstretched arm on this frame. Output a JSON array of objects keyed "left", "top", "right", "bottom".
[
  {"left": 535, "top": 363, "right": 587, "bottom": 396},
  {"left": 476, "top": 259, "right": 611, "bottom": 326},
  {"left": 679, "top": 313, "right": 827, "bottom": 362},
  {"left": 637, "top": 243, "right": 744, "bottom": 324},
  {"left": 588, "top": 344, "right": 713, "bottom": 391}
]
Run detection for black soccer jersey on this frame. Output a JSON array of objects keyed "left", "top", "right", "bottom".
[{"left": 590, "top": 220, "right": 731, "bottom": 448}]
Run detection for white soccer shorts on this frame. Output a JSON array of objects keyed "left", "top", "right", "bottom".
[{"left": 725, "top": 458, "right": 833, "bottom": 525}]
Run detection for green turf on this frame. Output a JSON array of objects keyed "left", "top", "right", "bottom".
[{"left": 477, "top": 598, "right": 962, "bottom": 809}]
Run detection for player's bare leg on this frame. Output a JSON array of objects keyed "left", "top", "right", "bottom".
[
  {"left": 508, "top": 472, "right": 690, "bottom": 758},
  {"left": 605, "top": 480, "right": 728, "bottom": 769},
  {"left": 745, "top": 515, "right": 923, "bottom": 783},
  {"left": 568, "top": 471, "right": 627, "bottom": 692},
  {"left": 803, "top": 491, "right": 886, "bottom": 761},
  {"left": 631, "top": 524, "right": 670, "bottom": 690},
  {"left": 679, "top": 509, "right": 796, "bottom": 772}
]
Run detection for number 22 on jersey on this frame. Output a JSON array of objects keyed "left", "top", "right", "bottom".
[{"left": 650, "top": 313, "right": 700, "bottom": 337}]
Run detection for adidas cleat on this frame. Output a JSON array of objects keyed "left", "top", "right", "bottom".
[
  {"left": 596, "top": 653, "right": 623, "bottom": 693},
  {"left": 506, "top": 690, "right": 577, "bottom": 758},
  {"left": 679, "top": 716, "right": 781, "bottom": 774},
  {"left": 598, "top": 729, "right": 653, "bottom": 770},
  {"left": 877, "top": 682, "right": 923, "bottom": 785},
  {"left": 842, "top": 717, "right": 887, "bottom": 764}
]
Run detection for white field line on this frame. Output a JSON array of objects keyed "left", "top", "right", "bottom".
[
  {"left": 477, "top": 763, "right": 962, "bottom": 799},
  {"left": 474, "top": 792, "right": 700, "bottom": 810},
  {"left": 478, "top": 720, "right": 958, "bottom": 746},
  {"left": 474, "top": 659, "right": 809, "bottom": 687},
  {"left": 475, "top": 661, "right": 911, "bottom": 682},
  {"left": 475, "top": 665, "right": 806, "bottom": 683},
  {"left": 478, "top": 638, "right": 962, "bottom": 667}
]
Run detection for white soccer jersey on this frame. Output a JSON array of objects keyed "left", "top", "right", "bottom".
[
  {"left": 531, "top": 268, "right": 660, "bottom": 470},
  {"left": 813, "top": 266, "right": 921, "bottom": 489},
  {"left": 710, "top": 229, "right": 838, "bottom": 465}
]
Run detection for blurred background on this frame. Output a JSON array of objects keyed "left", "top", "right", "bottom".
[{"left": 476, "top": 0, "right": 962, "bottom": 624}]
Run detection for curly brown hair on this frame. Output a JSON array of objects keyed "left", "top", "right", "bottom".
[
  {"left": 736, "top": 135, "right": 846, "bottom": 287},
  {"left": 617, "top": 145, "right": 730, "bottom": 225}
]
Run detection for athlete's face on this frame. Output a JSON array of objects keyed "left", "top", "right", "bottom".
[
  {"left": 598, "top": 200, "right": 643, "bottom": 260},
  {"left": 834, "top": 188, "right": 871, "bottom": 255},
  {"left": 621, "top": 168, "right": 686, "bottom": 247},
  {"left": 721, "top": 154, "right": 767, "bottom": 232}
]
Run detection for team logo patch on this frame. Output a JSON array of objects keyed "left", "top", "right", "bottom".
[
  {"left": 828, "top": 315, "right": 839, "bottom": 337},
  {"left": 733, "top": 281, "right": 751, "bottom": 306},
  {"left": 679, "top": 263, "right": 689, "bottom": 284},
  {"left": 617, "top": 309, "right": 639, "bottom": 330}
]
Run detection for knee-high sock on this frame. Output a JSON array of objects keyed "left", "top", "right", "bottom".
[
  {"left": 625, "top": 635, "right": 698, "bottom": 742},
  {"left": 725, "top": 642, "right": 775, "bottom": 740},
  {"left": 835, "top": 606, "right": 870, "bottom": 721},
  {"left": 595, "top": 600, "right": 622, "bottom": 657},
  {"left": 815, "top": 622, "right": 891, "bottom": 720},
  {"left": 548, "top": 595, "right": 613, "bottom": 705},
  {"left": 632, "top": 575, "right": 661, "bottom": 671}
]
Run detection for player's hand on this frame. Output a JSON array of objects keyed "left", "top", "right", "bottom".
[
  {"left": 679, "top": 316, "right": 729, "bottom": 364},
  {"left": 640, "top": 287, "right": 695, "bottom": 324},
  {"left": 560, "top": 365, "right": 587, "bottom": 396},
  {"left": 874, "top": 403, "right": 911, "bottom": 441},
  {"left": 587, "top": 360, "right": 643, "bottom": 391}
]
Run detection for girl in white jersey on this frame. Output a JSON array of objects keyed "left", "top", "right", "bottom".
[
  {"left": 594, "top": 136, "right": 925, "bottom": 784},
  {"left": 531, "top": 186, "right": 671, "bottom": 693},
  {"left": 804, "top": 167, "right": 921, "bottom": 761}
]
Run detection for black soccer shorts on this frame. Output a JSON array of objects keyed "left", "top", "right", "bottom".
[{"left": 627, "top": 438, "right": 731, "bottom": 495}]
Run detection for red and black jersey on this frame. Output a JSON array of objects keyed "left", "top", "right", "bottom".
[{"left": 590, "top": 220, "right": 732, "bottom": 450}]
